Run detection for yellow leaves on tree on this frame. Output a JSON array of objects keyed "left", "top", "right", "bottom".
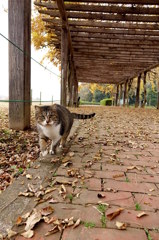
[{"left": 31, "top": 13, "right": 59, "bottom": 66}]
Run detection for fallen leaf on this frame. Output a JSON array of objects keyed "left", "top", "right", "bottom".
[
  {"left": 16, "top": 216, "right": 23, "bottom": 225},
  {"left": 19, "top": 191, "right": 34, "bottom": 197},
  {"left": 21, "top": 230, "right": 34, "bottom": 238},
  {"left": 97, "top": 193, "right": 105, "bottom": 199},
  {"left": 25, "top": 209, "right": 42, "bottom": 231},
  {"left": 43, "top": 216, "right": 57, "bottom": 224},
  {"left": 69, "top": 152, "right": 75, "bottom": 157},
  {"left": 26, "top": 174, "right": 32, "bottom": 179},
  {"left": 113, "top": 174, "right": 124, "bottom": 179},
  {"left": 63, "top": 161, "right": 73, "bottom": 167},
  {"left": 107, "top": 208, "right": 124, "bottom": 221},
  {"left": 73, "top": 218, "right": 81, "bottom": 228},
  {"left": 7, "top": 229, "right": 17, "bottom": 238},
  {"left": 137, "top": 212, "right": 148, "bottom": 218},
  {"left": 45, "top": 226, "right": 59, "bottom": 236},
  {"left": 116, "top": 221, "right": 127, "bottom": 230},
  {"left": 45, "top": 187, "right": 56, "bottom": 194},
  {"left": 49, "top": 198, "right": 58, "bottom": 204},
  {"left": 41, "top": 206, "right": 54, "bottom": 216}
]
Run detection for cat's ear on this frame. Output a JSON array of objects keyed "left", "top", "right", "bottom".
[{"left": 35, "top": 105, "right": 40, "bottom": 112}]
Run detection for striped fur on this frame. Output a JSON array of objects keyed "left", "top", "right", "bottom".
[
  {"left": 71, "top": 112, "right": 95, "bottom": 119},
  {"left": 35, "top": 104, "right": 95, "bottom": 156}
]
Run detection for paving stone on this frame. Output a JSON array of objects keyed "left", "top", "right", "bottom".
[
  {"left": 94, "top": 170, "right": 126, "bottom": 180},
  {"left": 149, "top": 231, "right": 159, "bottom": 240},
  {"left": 134, "top": 193, "right": 159, "bottom": 211},
  {"left": 103, "top": 179, "right": 157, "bottom": 194},
  {"left": 62, "top": 226, "right": 147, "bottom": 240},
  {"left": 15, "top": 221, "right": 61, "bottom": 240},
  {"left": 126, "top": 172, "right": 159, "bottom": 183},
  {"left": 73, "top": 189, "right": 134, "bottom": 208},
  {"left": 106, "top": 207, "right": 159, "bottom": 229}
]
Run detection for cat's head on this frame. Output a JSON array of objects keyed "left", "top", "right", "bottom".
[{"left": 35, "top": 105, "right": 58, "bottom": 126}]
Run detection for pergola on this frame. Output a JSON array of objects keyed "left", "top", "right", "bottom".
[{"left": 8, "top": 0, "right": 159, "bottom": 130}]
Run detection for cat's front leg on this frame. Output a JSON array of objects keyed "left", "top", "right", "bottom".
[
  {"left": 50, "top": 138, "right": 61, "bottom": 155},
  {"left": 39, "top": 137, "right": 48, "bottom": 156}
]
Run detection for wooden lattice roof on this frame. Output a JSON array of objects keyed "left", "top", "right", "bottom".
[{"left": 34, "top": 0, "right": 159, "bottom": 84}]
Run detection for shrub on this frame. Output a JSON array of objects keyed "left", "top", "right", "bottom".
[{"left": 100, "top": 98, "right": 112, "bottom": 106}]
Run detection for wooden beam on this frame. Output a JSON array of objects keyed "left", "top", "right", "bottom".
[
  {"left": 9, "top": 0, "right": 31, "bottom": 130},
  {"left": 64, "top": 0, "right": 159, "bottom": 4},
  {"left": 43, "top": 18, "right": 159, "bottom": 31},
  {"left": 39, "top": 9, "right": 159, "bottom": 23},
  {"left": 60, "top": 27, "right": 68, "bottom": 106},
  {"left": 135, "top": 74, "right": 141, "bottom": 108},
  {"left": 37, "top": 2, "right": 159, "bottom": 15}
]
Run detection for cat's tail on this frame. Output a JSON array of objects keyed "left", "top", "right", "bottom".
[{"left": 71, "top": 112, "right": 95, "bottom": 120}]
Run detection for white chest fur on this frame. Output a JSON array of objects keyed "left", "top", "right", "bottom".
[{"left": 38, "top": 123, "right": 61, "bottom": 141}]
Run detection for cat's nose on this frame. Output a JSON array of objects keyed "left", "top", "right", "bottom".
[{"left": 46, "top": 119, "right": 50, "bottom": 124}]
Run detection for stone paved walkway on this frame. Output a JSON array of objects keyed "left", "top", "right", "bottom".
[{"left": 1, "top": 106, "right": 159, "bottom": 240}]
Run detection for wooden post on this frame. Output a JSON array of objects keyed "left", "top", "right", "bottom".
[
  {"left": 115, "top": 84, "right": 119, "bottom": 106},
  {"left": 60, "top": 27, "right": 68, "bottom": 106},
  {"left": 142, "top": 72, "right": 147, "bottom": 108},
  {"left": 135, "top": 74, "right": 141, "bottom": 108},
  {"left": 127, "top": 79, "right": 132, "bottom": 107},
  {"left": 9, "top": 0, "right": 31, "bottom": 130},
  {"left": 123, "top": 80, "right": 128, "bottom": 107},
  {"left": 119, "top": 84, "right": 123, "bottom": 106},
  {"left": 157, "top": 78, "right": 159, "bottom": 109}
]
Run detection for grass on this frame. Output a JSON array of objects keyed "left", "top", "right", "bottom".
[
  {"left": 83, "top": 221, "right": 96, "bottom": 228},
  {"left": 97, "top": 204, "right": 107, "bottom": 228},
  {"left": 145, "top": 229, "right": 153, "bottom": 240},
  {"left": 125, "top": 176, "right": 130, "bottom": 182},
  {"left": 135, "top": 203, "right": 141, "bottom": 211},
  {"left": 67, "top": 193, "right": 74, "bottom": 203}
]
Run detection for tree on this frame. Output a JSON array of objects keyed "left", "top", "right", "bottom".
[
  {"left": 31, "top": 12, "right": 60, "bottom": 66},
  {"left": 79, "top": 85, "right": 93, "bottom": 102}
]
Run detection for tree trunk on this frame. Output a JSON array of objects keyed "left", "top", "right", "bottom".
[
  {"left": 142, "top": 71, "right": 147, "bottom": 108},
  {"left": 60, "top": 27, "right": 68, "bottom": 106},
  {"left": 135, "top": 74, "right": 141, "bottom": 108},
  {"left": 9, "top": 0, "right": 31, "bottom": 130},
  {"left": 115, "top": 84, "right": 119, "bottom": 106},
  {"left": 123, "top": 80, "right": 128, "bottom": 107}
]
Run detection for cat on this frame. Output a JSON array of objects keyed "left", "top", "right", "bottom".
[{"left": 35, "top": 104, "right": 95, "bottom": 156}]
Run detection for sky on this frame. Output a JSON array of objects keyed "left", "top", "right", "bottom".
[{"left": 0, "top": 0, "right": 61, "bottom": 102}]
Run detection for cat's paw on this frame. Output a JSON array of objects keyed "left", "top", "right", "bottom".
[
  {"left": 49, "top": 149, "right": 55, "bottom": 155},
  {"left": 59, "top": 144, "right": 63, "bottom": 149},
  {"left": 41, "top": 150, "right": 48, "bottom": 156}
]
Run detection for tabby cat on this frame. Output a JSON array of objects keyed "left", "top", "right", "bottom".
[{"left": 35, "top": 104, "right": 95, "bottom": 156}]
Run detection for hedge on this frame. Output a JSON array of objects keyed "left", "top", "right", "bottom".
[{"left": 100, "top": 98, "right": 112, "bottom": 106}]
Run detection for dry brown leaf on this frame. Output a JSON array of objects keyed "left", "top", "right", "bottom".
[
  {"left": 19, "top": 191, "right": 34, "bottom": 197},
  {"left": 26, "top": 174, "right": 32, "bottom": 179},
  {"left": 49, "top": 198, "right": 58, "bottom": 204},
  {"left": 41, "top": 206, "right": 54, "bottom": 216},
  {"left": 21, "top": 230, "right": 34, "bottom": 238},
  {"left": 107, "top": 208, "right": 124, "bottom": 221},
  {"left": 113, "top": 174, "right": 124, "bottom": 179},
  {"left": 25, "top": 209, "right": 42, "bottom": 231},
  {"left": 69, "top": 152, "right": 75, "bottom": 157},
  {"left": 116, "top": 221, "right": 127, "bottom": 230},
  {"left": 73, "top": 218, "right": 81, "bottom": 228},
  {"left": 16, "top": 216, "right": 23, "bottom": 226},
  {"left": 45, "top": 226, "right": 59, "bottom": 236},
  {"left": 43, "top": 216, "right": 57, "bottom": 224},
  {"left": 7, "top": 229, "right": 17, "bottom": 238},
  {"left": 97, "top": 193, "right": 105, "bottom": 199},
  {"left": 45, "top": 187, "right": 56, "bottom": 194},
  {"left": 63, "top": 161, "right": 73, "bottom": 167},
  {"left": 137, "top": 212, "right": 148, "bottom": 218}
]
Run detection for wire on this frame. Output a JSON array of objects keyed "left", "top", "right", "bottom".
[{"left": 0, "top": 33, "right": 61, "bottom": 78}]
